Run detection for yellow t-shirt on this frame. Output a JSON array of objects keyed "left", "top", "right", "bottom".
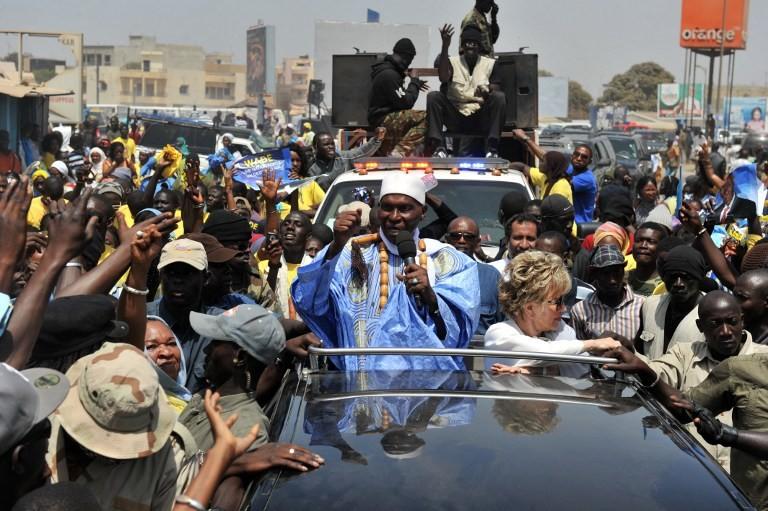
[
  {"left": 27, "top": 197, "right": 72, "bottom": 229},
  {"left": 258, "top": 259, "right": 301, "bottom": 286},
  {"left": 529, "top": 167, "right": 573, "bottom": 203},
  {"left": 27, "top": 196, "right": 48, "bottom": 229},
  {"left": 278, "top": 181, "right": 326, "bottom": 219}
]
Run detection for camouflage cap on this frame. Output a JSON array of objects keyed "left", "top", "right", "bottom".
[{"left": 56, "top": 343, "right": 176, "bottom": 460}]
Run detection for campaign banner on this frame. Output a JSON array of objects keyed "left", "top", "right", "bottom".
[
  {"left": 723, "top": 97, "right": 767, "bottom": 132},
  {"left": 658, "top": 83, "right": 704, "bottom": 119},
  {"left": 232, "top": 149, "right": 290, "bottom": 190},
  {"left": 231, "top": 149, "right": 319, "bottom": 192}
]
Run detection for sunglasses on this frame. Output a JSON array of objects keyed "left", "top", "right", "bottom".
[
  {"left": 447, "top": 232, "right": 478, "bottom": 242},
  {"left": 545, "top": 295, "right": 566, "bottom": 307}
]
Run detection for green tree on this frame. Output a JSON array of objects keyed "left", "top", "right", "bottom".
[
  {"left": 599, "top": 62, "right": 675, "bottom": 111},
  {"left": 568, "top": 80, "right": 592, "bottom": 119}
]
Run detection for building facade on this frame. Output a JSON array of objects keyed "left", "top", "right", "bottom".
[
  {"left": 275, "top": 55, "right": 313, "bottom": 116},
  {"left": 82, "top": 36, "right": 245, "bottom": 109}
]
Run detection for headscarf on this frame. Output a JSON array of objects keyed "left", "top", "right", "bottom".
[
  {"left": 175, "top": 137, "right": 190, "bottom": 157},
  {"left": 89, "top": 147, "right": 106, "bottom": 180},
  {"left": 594, "top": 221, "right": 630, "bottom": 254},
  {"left": 145, "top": 315, "right": 191, "bottom": 402}
]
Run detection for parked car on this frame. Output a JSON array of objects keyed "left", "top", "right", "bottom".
[
  {"left": 243, "top": 349, "right": 754, "bottom": 511},
  {"left": 136, "top": 117, "right": 272, "bottom": 163},
  {"left": 634, "top": 129, "right": 669, "bottom": 155},
  {"left": 313, "top": 158, "right": 534, "bottom": 258},
  {"left": 741, "top": 132, "right": 768, "bottom": 157},
  {"left": 590, "top": 133, "right": 652, "bottom": 185}
]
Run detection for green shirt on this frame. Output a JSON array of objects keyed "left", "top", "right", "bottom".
[
  {"left": 179, "top": 392, "right": 270, "bottom": 452},
  {"left": 686, "top": 354, "right": 768, "bottom": 508},
  {"left": 627, "top": 270, "right": 663, "bottom": 297}
]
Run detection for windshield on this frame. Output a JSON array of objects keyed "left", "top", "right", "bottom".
[
  {"left": 608, "top": 137, "right": 638, "bottom": 161},
  {"left": 140, "top": 123, "right": 217, "bottom": 154},
  {"left": 316, "top": 178, "right": 525, "bottom": 245}
]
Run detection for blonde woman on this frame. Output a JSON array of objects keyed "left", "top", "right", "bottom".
[{"left": 485, "top": 250, "right": 620, "bottom": 376}]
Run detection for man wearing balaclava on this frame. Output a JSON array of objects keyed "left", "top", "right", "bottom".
[{"left": 368, "top": 38, "right": 429, "bottom": 157}]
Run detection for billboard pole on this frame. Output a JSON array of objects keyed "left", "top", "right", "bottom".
[
  {"left": 715, "top": 0, "right": 728, "bottom": 117},
  {"left": 705, "top": 52, "right": 715, "bottom": 121}
]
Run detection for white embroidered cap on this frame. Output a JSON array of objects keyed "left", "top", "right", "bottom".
[{"left": 379, "top": 173, "right": 426, "bottom": 205}]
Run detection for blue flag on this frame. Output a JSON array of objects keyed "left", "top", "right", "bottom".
[{"left": 367, "top": 8, "right": 380, "bottom": 22}]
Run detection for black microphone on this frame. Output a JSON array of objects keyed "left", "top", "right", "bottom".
[{"left": 395, "top": 231, "right": 422, "bottom": 307}]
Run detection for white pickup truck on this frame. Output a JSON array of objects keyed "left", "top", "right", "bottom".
[{"left": 313, "top": 157, "right": 534, "bottom": 258}]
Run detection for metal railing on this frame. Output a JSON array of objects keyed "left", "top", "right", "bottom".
[{"left": 307, "top": 347, "right": 618, "bottom": 371}]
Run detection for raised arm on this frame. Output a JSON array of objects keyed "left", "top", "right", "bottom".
[
  {"left": 0, "top": 177, "right": 31, "bottom": 294},
  {"left": 3, "top": 191, "right": 98, "bottom": 369},
  {"left": 223, "top": 166, "right": 237, "bottom": 211},
  {"left": 56, "top": 213, "right": 178, "bottom": 297},
  {"left": 339, "top": 127, "right": 385, "bottom": 160},
  {"left": 180, "top": 159, "right": 205, "bottom": 234},
  {"left": 679, "top": 201, "right": 737, "bottom": 289},
  {"left": 512, "top": 129, "right": 547, "bottom": 161},
  {"left": 490, "top": 2, "right": 500, "bottom": 43},
  {"left": 173, "top": 390, "right": 261, "bottom": 511},
  {"left": 438, "top": 24, "right": 454, "bottom": 84},
  {"left": 698, "top": 144, "right": 726, "bottom": 191},
  {"left": 259, "top": 169, "right": 283, "bottom": 239},
  {"left": 118, "top": 225, "right": 163, "bottom": 351}
]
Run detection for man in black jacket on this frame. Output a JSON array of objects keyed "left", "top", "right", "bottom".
[{"left": 368, "top": 38, "right": 429, "bottom": 157}]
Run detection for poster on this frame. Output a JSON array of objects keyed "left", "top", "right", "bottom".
[
  {"left": 231, "top": 148, "right": 316, "bottom": 192},
  {"left": 246, "top": 26, "right": 267, "bottom": 96},
  {"left": 723, "top": 97, "right": 767, "bottom": 132},
  {"left": 657, "top": 83, "right": 704, "bottom": 119}
]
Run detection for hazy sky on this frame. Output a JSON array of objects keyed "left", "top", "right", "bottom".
[{"left": 1, "top": 0, "right": 766, "bottom": 97}]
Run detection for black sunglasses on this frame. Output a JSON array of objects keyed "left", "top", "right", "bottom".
[{"left": 447, "top": 232, "right": 478, "bottom": 242}]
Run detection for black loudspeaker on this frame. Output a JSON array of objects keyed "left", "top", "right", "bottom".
[
  {"left": 494, "top": 52, "right": 539, "bottom": 129},
  {"left": 307, "top": 79, "right": 325, "bottom": 106},
  {"left": 498, "top": 136, "right": 536, "bottom": 166},
  {"left": 331, "top": 54, "right": 382, "bottom": 127}
]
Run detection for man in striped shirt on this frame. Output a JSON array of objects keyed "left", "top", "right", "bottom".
[{"left": 570, "top": 245, "right": 644, "bottom": 344}]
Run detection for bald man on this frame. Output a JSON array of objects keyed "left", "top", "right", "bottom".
[
  {"left": 649, "top": 291, "right": 768, "bottom": 471},
  {"left": 733, "top": 269, "right": 768, "bottom": 345},
  {"left": 445, "top": 216, "right": 504, "bottom": 335}
]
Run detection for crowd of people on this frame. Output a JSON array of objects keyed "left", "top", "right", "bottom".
[{"left": 3, "top": 0, "right": 768, "bottom": 510}]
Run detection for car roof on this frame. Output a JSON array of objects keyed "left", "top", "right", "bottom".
[{"left": 249, "top": 370, "right": 751, "bottom": 511}]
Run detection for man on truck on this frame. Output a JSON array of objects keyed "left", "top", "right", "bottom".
[{"left": 368, "top": 38, "right": 429, "bottom": 157}]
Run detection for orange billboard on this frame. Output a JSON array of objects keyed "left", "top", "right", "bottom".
[{"left": 680, "top": 0, "right": 749, "bottom": 50}]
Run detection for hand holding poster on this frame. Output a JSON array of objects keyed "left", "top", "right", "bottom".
[{"left": 231, "top": 148, "right": 319, "bottom": 193}]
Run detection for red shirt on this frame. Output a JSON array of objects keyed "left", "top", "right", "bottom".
[{"left": 0, "top": 151, "right": 21, "bottom": 172}]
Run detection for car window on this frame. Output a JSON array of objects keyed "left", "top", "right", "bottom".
[
  {"left": 140, "top": 123, "right": 217, "bottom": 154},
  {"left": 230, "top": 143, "right": 253, "bottom": 156},
  {"left": 608, "top": 137, "right": 638, "bottom": 160},
  {"left": 317, "top": 179, "right": 523, "bottom": 245}
]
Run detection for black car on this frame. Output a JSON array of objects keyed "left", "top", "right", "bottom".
[
  {"left": 590, "top": 133, "right": 652, "bottom": 185},
  {"left": 137, "top": 117, "right": 272, "bottom": 156},
  {"left": 742, "top": 132, "right": 768, "bottom": 157},
  {"left": 244, "top": 350, "right": 754, "bottom": 511}
]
